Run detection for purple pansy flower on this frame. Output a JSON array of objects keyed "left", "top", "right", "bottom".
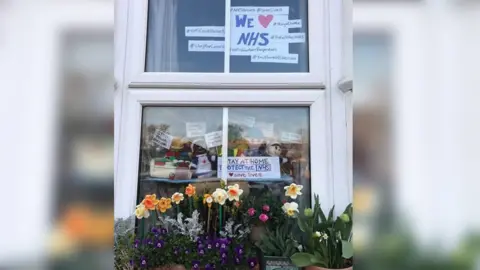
[
  {"left": 140, "top": 256, "right": 147, "bottom": 267},
  {"left": 198, "top": 243, "right": 205, "bottom": 249},
  {"left": 147, "top": 238, "right": 154, "bottom": 246},
  {"left": 133, "top": 239, "right": 140, "bottom": 248},
  {"left": 198, "top": 248, "right": 205, "bottom": 256},
  {"left": 234, "top": 256, "right": 241, "bottom": 265},
  {"left": 206, "top": 242, "right": 213, "bottom": 250},
  {"left": 151, "top": 227, "right": 158, "bottom": 233},
  {"left": 215, "top": 240, "right": 221, "bottom": 249},
  {"left": 129, "top": 259, "right": 134, "bottom": 266},
  {"left": 227, "top": 237, "right": 233, "bottom": 245},
  {"left": 247, "top": 258, "right": 258, "bottom": 269},
  {"left": 173, "top": 247, "right": 180, "bottom": 255},
  {"left": 155, "top": 239, "right": 165, "bottom": 248},
  {"left": 218, "top": 238, "right": 228, "bottom": 249},
  {"left": 160, "top": 228, "right": 167, "bottom": 235},
  {"left": 196, "top": 238, "right": 203, "bottom": 245},
  {"left": 205, "top": 263, "right": 215, "bottom": 270},
  {"left": 185, "top": 249, "right": 190, "bottom": 255},
  {"left": 192, "top": 260, "right": 201, "bottom": 269},
  {"left": 220, "top": 258, "right": 228, "bottom": 265},
  {"left": 220, "top": 252, "right": 228, "bottom": 259},
  {"left": 234, "top": 246, "right": 244, "bottom": 256}
]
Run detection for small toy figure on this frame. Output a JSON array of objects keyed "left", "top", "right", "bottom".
[
  {"left": 265, "top": 141, "right": 292, "bottom": 176},
  {"left": 190, "top": 138, "right": 216, "bottom": 178},
  {"left": 165, "top": 137, "right": 185, "bottom": 159}
]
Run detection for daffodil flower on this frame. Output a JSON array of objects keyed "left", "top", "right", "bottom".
[
  {"left": 212, "top": 188, "right": 228, "bottom": 205},
  {"left": 171, "top": 192, "right": 184, "bottom": 205},
  {"left": 135, "top": 203, "right": 150, "bottom": 219},
  {"left": 284, "top": 183, "right": 303, "bottom": 199},
  {"left": 226, "top": 184, "right": 243, "bottom": 201},
  {"left": 282, "top": 202, "right": 299, "bottom": 217}
]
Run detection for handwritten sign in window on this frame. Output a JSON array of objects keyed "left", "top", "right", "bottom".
[{"left": 218, "top": 157, "right": 281, "bottom": 179}]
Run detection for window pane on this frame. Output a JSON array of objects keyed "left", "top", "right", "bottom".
[
  {"left": 226, "top": 107, "right": 311, "bottom": 208},
  {"left": 145, "top": 0, "right": 225, "bottom": 72},
  {"left": 138, "top": 107, "right": 223, "bottom": 201},
  {"left": 230, "top": 0, "right": 309, "bottom": 73}
]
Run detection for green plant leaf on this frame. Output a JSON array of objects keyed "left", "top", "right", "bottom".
[
  {"left": 327, "top": 205, "right": 335, "bottom": 222},
  {"left": 342, "top": 240, "right": 354, "bottom": 258},
  {"left": 298, "top": 215, "right": 308, "bottom": 232},
  {"left": 290, "top": 252, "right": 315, "bottom": 267}
]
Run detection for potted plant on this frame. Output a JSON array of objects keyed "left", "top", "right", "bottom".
[
  {"left": 256, "top": 222, "right": 300, "bottom": 270},
  {"left": 290, "top": 195, "right": 353, "bottom": 270},
  {"left": 129, "top": 183, "right": 262, "bottom": 269}
]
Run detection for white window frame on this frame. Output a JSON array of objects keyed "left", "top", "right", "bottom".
[
  {"left": 115, "top": 0, "right": 350, "bottom": 219},
  {"left": 115, "top": 90, "right": 331, "bottom": 219},
  {"left": 125, "top": 0, "right": 326, "bottom": 88}
]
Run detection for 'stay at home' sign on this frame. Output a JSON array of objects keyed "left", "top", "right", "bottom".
[
  {"left": 185, "top": 6, "right": 305, "bottom": 64},
  {"left": 218, "top": 157, "right": 281, "bottom": 179}
]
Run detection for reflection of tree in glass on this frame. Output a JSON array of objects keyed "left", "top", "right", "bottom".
[{"left": 228, "top": 124, "right": 244, "bottom": 141}]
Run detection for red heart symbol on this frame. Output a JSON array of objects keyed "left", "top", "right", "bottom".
[
  {"left": 258, "top": 15, "right": 274, "bottom": 28},
  {"left": 229, "top": 172, "right": 234, "bottom": 177}
]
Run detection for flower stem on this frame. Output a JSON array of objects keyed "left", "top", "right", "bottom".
[
  {"left": 207, "top": 207, "right": 211, "bottom": 234},
  {"left": 139, "top": 218, "right": 145, "bottom": 240},
  {"left": 219, "top": 205, "right": 223, "bottom": 233},
  {"left": 189, "top": 197, "right": 193, "bottom": 216}
]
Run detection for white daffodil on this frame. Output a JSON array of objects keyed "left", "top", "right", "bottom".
[
  {"left": 135, "top": 203, "right": 150, "bottom": 219},
  {"left": 282, "top": 202, "right": 299, "bottom": 217},
  {"left": 226, "top": 184, "right": 244, "bottom": 201},
  {"left": 171, "top": 192, "right": 185, "bottom": 205},
  {"left": 284, "top": 183, "right": 303, "bottom": 199},
  {"left": 212, "top": 188, "right": 228, "bottom": 205}
]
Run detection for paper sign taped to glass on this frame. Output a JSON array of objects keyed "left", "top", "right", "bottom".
[
  {"left": 218, "top": 157, "right": 281, "bottom": 179},
  {"left": 185, "top": 6, "right": 305, "bottom": 64}
]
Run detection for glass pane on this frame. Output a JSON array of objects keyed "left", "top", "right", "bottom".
[
  {"left": 138, "top": 107, "right": 223, "bottom": 201},
  {"left": 230, "top": 0, "right": 309, "bottom": 73},
  {"left": 145, "top": 0, "right": 225, "bottom": 72},
  {"left": 225, "top": 107, "right": 311, "bottom": 209}
]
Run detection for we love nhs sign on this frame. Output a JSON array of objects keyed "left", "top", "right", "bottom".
[{"left": 229, "top": 6, "right": 305, "bottom": 64}]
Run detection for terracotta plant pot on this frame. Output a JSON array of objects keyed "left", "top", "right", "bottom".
[{"left": 305, "top": 267, "right": 352, "bottom": 270}]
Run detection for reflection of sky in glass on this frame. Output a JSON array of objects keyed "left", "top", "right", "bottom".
[
  {"left": 143, "top": 107, "right": 309, "bottom": 139},
  {"left": 354, "top": 34, "right": 391, "bottom": 106}
]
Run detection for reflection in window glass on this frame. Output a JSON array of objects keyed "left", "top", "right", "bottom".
[
  {"left": 226, "top": 107, "right": 311, "bottom": 209},
  {"left": 138, "top": 107, "right": 223, "bottom": 201},
  {"left": 230, "top": 0, "right": 309, "bottom": 73},
  {"left": 138, "top": 106, "right": 311, "bottom": 209},
  {"left": 145, "top": 0, "right": 225, "bottom": 72}
]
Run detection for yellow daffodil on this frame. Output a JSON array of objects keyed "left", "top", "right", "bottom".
[
  {"left": 282, "top": 202, "right": 299, "bottom": 217},
  {"left": 157, "top": 197, "right": 171, "bottom": 213},
  {"left": 185, "top": 184, "right": 196, "bottom": 197},
  {"left": 171, "top": 192, "right": 184, "bottom": 205},
  {"left": 284, "top": 183, "right": 303, "bottom": 199},
  {"left": 203, "top": 194, "right": 213, "bottom": 208},
  {"left": 142, "top": 194, "right": 159, "bottom": 210},
  {"left": 135, "top": 203, "right": 150, "bottom": 219},
  {"left": 226, "top": 184, "right": 243, "bottom": 201},
  {"left": 165, "top": 198, "right": 172, "bottom": 209},
  {"left": 212, "top": 188, "right": 228, "bottom": 205}
]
